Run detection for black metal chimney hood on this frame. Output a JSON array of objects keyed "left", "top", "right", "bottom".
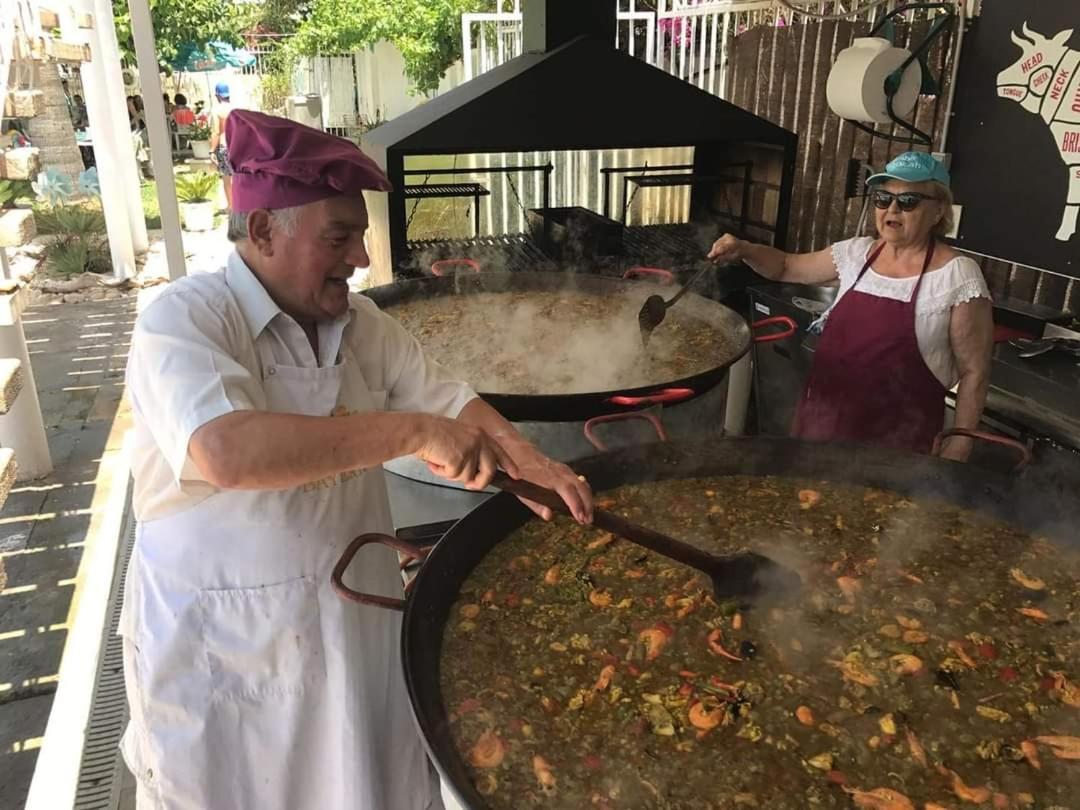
[{"left": 363, "top": 0, "right": 797, "bottom": 280}]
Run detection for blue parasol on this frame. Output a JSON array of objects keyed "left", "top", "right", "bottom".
[{"left": 170, "top": 41, "right": 255, "bottom": 73}]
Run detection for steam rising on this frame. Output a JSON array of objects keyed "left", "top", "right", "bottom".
[{"left": 388, "top": 286, "right": 738, "bottom": 395}]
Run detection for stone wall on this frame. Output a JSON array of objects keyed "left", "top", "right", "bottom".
[{"left": 24, "top": 65, "right": 85, "bottom": 181}]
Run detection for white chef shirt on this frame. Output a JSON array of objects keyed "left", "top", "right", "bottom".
[
  {"left": 817, "top": 237, "right": 991, "bottom": 388},
  {"left": 127, "top": 250, "right": 476, "bottom": 523}
]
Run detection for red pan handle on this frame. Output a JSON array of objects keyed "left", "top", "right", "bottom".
[
  {"left": 751, "top": 315, "right": 798, "bottom": 343},
  {"left": 431, "top": 258, "right": 481, "bottom": 277},
  {"left": 931, "top": 428, "right": 1033, "bottom": 473},
  {"left": 584, "top": 411, "right": 669, "bottom": 451},
  {"left": 623, "top": 266, "right": 675, "bottom": 285},
  {"left": 332, "top": 533, "right": 431, "bottom": 611},
  {"left": 606, "top": 387, "right": 695, "bottom": 407}
]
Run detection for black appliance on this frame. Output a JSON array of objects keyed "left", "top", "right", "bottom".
[{"left": 747, "top": 282, "right": 834, "bottom": 436}]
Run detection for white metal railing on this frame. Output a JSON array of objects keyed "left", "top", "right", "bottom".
[
  {"left": 461, "top": 1, "right": 523, "bottom": 82},
  {"left": 464, "top": 1, "right": 917, "bottom": 95},
  {"left": 616, "top": 1, "right": 657, "bottom": 65}
]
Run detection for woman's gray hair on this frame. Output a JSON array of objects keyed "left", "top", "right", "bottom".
[
  {"left": 932, "top": 183, "right": 955, "bottom": 239},
  {"left": 226, "top": 206, "right": 303, "bottom": 242}
]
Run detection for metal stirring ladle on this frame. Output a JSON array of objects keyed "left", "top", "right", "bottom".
[
  {"left": 637, "top": 262, "right": 718, "bottom": 345},
  {"left": 491, "top": 471, "right": 801, "bottom": 605}
]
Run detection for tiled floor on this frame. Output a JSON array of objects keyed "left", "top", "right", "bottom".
[{"left": 0, "top": 296, "right": 135, "bottom": 810}]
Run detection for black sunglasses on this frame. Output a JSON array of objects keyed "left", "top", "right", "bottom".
[{"left": 871, "top": 190, "right": 938, "bottom": 212}]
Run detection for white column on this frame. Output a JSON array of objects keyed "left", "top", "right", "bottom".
[
  {"left": 92, "top": 0, "right": 150, "bottom": 255},
  {"left": 76, "top": 0, "right": 138, "bottom": 280},
  {"left": 0, "top": 291, "right": 51, "bottom": 479},
  {"left": 77, "top": 37, "right": 138, "bottom": 278},
  {"left": 127, "top": 0, "right": 187, "bottom": 279}
]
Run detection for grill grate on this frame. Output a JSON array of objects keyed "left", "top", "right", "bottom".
[
  {"left": 403, "top": 223, "right": 717, "bottom": 279},
  {"left": 405, "top": 232, "right": 554, "bottom": 275},
  {"left": 402, "top": 183, "right": 491, "bottom": 199},
  {"left": 73, "top": 485, "right": 136, "bottom": 810}
]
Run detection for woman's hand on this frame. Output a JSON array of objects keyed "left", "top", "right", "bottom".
[
  {"left": 707, "top": 233, "right": 745, "bottom": 264},
  {"left": 937, "top": 436, "right": 974, "bottom": 463}
]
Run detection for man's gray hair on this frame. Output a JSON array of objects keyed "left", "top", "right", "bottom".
[{"left": 227, "top": 206, "right": 303, "bottom": 242}]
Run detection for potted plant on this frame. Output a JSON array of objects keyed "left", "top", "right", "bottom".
[
  {"left": 175, "top": 172, "right": 219, "bottom": 231},
  {"left": 187, "top": 115, "right": 213, "bottom": 159}
]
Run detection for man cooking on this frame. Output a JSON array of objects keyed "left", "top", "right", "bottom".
[{"left": 121, "top": 109, "right": 593, "bottom": 809}]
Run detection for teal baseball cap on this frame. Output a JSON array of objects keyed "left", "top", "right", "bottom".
[{"left": 867, "top": 151, "right": 950, "bottom": 188}]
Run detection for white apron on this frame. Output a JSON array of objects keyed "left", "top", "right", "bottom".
[{"left": 120, "top": 337, "right": 441, "bottom": 810}]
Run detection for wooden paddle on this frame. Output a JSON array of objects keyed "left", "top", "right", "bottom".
[{"left": 490, "top": 471, "right": 801, "bottom": 604}]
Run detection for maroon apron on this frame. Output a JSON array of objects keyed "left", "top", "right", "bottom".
[{"left": 791, "top": 240, "right": 946, "bottom": 453}]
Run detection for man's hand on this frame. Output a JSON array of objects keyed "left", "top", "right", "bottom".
[
  {"left": 500, "top": 439, "right": 593, "bottom": 524},
  {"left": 414, "top": 415, "right": 519, "bottom": 490},
  {"left": 452, "top": 398, "right": 593, "bottom": 523}
]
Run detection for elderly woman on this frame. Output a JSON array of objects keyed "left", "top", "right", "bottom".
[{"left": 708, "top": 151, "right": 992, "bottom": 461}]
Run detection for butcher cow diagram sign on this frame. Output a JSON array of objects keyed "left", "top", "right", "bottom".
[
  {"left": 949, "top": 5, "right": 1079, "bottom": 276},
  {"left": 996, "top": 23, "right": 1080, "bottom": 242}
]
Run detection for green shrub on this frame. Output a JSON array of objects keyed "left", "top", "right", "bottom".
[
  {"left": 260, "top": 71, "right": 291, "bottom": 115},
  {"left": 38, "top": 233, "right": 111, "bottom": 276},
  {"left": 175, "top": 172, "right": 219, "bottom": 204},
  {"left": 34, "top": 203, "right": 106, "bottom": 236},
  {"left": 0, "top": 180, "right": 33, "bottom": 209}
]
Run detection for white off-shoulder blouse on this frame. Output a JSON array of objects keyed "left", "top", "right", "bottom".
[{"left": 813, "top": 237, "right": 991, "bottom": 388}]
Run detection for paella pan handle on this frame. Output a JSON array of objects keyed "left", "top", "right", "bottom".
[
  {"left": 751, "top": 315, "right": 798, "bottom": 343},
  {"left": 584, "top": 411, "right": 669, "bottom": 451},
  {"left": 430, "top": 258, "right": 481, "bottom": 277},
  {"left": 623, "top": 267, "right": 676, "bottom": 285},
  {"left": 931, "top": 428, "right": 1033, "bottom": 473},
  {"left": 332, "top": 533, "right": 431, "bottom": 612},
  {"left": 606, "top": 387, "right": 695, "bottom": 408}
]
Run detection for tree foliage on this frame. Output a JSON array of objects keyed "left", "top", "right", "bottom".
[
  {"left": 289, "top": 0, "right": 489, "bottom": 95},
  {"left": 111, "top": 0, "right": 248, "bottom": 71}
]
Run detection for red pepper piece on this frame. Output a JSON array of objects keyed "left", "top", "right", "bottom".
[
  {"left": 457, "top": 698, "right": 482, "bottom": 716},
  {"left": 998, "top": 666, "right": 1020, "bottom": 683}
]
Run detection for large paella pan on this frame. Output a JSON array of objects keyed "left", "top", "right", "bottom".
[
  {"left": 365, "top": 269, "right": 793, "bottom": 422},
  {"left": 336, "top": 436, "right": 1080, "bottom": 809}
]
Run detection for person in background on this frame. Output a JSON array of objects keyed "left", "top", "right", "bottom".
[
  {"left": 162, "top": 93, "right": 174, "bottom": 117},
  {"left": 128, "top": 95, "right": 147, "bottom": 133},
  {"left": 707, "top": 151, "right": 992, "bottom": 462},
  {"left": 71, "top": 94, "right": 88, "bottom": 129},
  {"left": 172, "top": 93, "right": 195, "bottom": 127},
  {"left": 209, "top": 81, "right": 234, "bottom": 209},
  {"left": 2, "top": 120, "right": 31, "bottom": 149}
]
